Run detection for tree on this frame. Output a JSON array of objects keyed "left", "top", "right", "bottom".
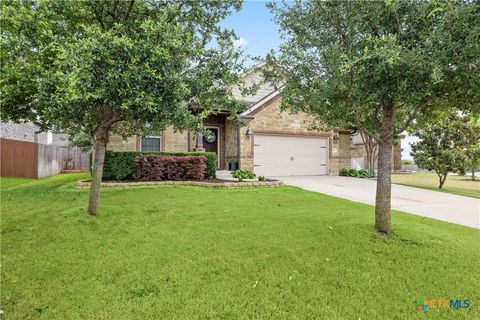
[
  {"left": 359, "top": 131, "right": 378, "bottom": 172},
  {"left": 266, "top": 1, "right": 479, "bottom": 234},
  {"left": 466, "top": 145, "right": 480, "bottom": 181},
  {"left": 1, "top": 0, "right": 247, "bottom": 215},
  {"left": 410, "top": 113, "right": 479, "bottom": 188},
  {"left": 68, "top": 132, "right": 92, "bottom": 151},
  {"left": 465, "top": 114, "right": 480, "bottom": 181}
]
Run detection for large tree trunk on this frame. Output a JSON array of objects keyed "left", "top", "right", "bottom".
[
  {"left": 472, "top": 164, "right": 476, "bottom": 181},
  {"left": 375, "top": 138, "right": 393, "bottom": 234},
  {"left": 88, "top": 128, "right": 109, "bottom": 216},
  {"left": 374, "top": 103, "right": 395, "bottom": 234}
]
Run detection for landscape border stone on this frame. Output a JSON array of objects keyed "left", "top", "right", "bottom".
[{"left": 75, "top": 179, "right": 283, "bottom": 189}]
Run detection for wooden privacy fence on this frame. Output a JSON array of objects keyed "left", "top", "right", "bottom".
[{"left": 0, "top": 138, "right": 89, "bottom": 179}]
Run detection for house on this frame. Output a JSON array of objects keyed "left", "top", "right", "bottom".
[
  {"left": 0, "top": 121, "right": 69, "bottom": 146},
  {"left": 107, "top": 67, "right": 402, "bottom": 176}
]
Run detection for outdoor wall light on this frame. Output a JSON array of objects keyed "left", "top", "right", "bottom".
[
  {"left": 246, "top": 127, "right": 252, "bottom": 137},
  {"left": 333, "top": 133, "right": 339, "bottom": 143}
]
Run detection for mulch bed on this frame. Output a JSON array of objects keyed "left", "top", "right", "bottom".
[{"left": 76, "top": 178, "right": 283, "bottom": 189}]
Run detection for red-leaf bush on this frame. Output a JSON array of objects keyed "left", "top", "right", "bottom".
[{"left": 133, "top": 155, "right": 207, "bottom": 181}]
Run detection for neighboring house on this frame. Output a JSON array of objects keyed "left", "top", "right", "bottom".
[
  {"left": 0, "top": 121, "right": 69, "bottom": 146},
  {"left": 107, "top": 67, "right": 402, "bottom": 176},
  {"left": 350, "top": 133, "right": 403, "bottom": 171}
]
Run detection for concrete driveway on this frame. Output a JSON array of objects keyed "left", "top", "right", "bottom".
[{"left": 277, "top": 175, "right": 480, "bottom": 229}]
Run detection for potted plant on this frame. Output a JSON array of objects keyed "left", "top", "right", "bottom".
[{"left": 228, "top": 159, "right": 239, "bottom": 171}]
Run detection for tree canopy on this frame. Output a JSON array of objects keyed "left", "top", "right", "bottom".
[
  {"left": 1, "top": 0, "right": 248, "bottom": 215},
  {"left": 411, "top": 112, "right": 480, "bottom": 188},
  {"left": 266, "top": 0, "right": 479, "bottom": 233},
  {"left": 1, "top": 0, "right": 247, "bottom": 135}
]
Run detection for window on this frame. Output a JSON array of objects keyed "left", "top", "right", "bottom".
[{"left": 141, "top": 137, "right": 161, "bottom": 152}]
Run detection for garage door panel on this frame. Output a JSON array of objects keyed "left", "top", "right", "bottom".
[{"left": 253, "top": 135, "right": 328, "bottom": 176}]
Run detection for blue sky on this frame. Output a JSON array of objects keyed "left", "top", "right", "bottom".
[
  {"left": 222, "top": 1, "right": 416, "bottom": 159},
  {"left": 221, "top": 1, "right": 280, "bottom": 65}
]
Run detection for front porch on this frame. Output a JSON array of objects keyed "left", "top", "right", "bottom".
[{"left": 193, "top": 114, "right": 250, "bottom": 171}]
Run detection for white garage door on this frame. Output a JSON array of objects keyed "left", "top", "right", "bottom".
[{"left": 254, "top": 134, "right": 328, "bottom": 176}]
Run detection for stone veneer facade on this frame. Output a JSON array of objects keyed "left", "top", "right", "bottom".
[
  {"left": 350, "top": 139, "right": 402, "bottom": 171},
  {"left": 107, "top": 95, "right": 399, "bottom": 174},
  {"left": 235, "top": 95, "right": 351, "bottom": 174}
]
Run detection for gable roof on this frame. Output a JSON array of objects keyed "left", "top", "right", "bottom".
[
  {"left": 240, "top": 90, "right": 281, "bottom": 116},
  {"left": 231, "top": 62, "right": 281, "bottom": 116}
]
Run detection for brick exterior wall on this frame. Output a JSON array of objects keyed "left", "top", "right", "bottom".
[
  {"left": 225, "top": 121, "right": 238, "bottom": 167},
  {"left": 106, "top": 96, "right": 402, "bottom": 175},
  {"left": 162, "top": 127, "right": 189, "bottom": 152},
  {"left": 393, "top": 141, "right": 402, "bottom": 171},
  {"left": 107, "top": 118, "right": 228, "bottom": 169},
  {"left": 239, "top": 96, "right": 352, "bottom": 174},
  {"left": 107, "top": 126, "right": 191, "bottom": 153},
  {"left": 329, "top": 131, "right": 351, "bottom": 175},
  {"left": 248, "top": 96, "right": 315, "bottom": 134},
  {"left": 239, "top": 126, "right": 253, "bottom": 170},
  {"left": 1, "top": 121, "right": 68, "bottom": 146},
  {"left": 350, "top": 138, "right": 403, "bottom": 171},
  {"left": 105, "top": 64, "right": 403, "bottom": 175},
  {"left": 107, "top": 135, "right": 137, "bottom": 151}
]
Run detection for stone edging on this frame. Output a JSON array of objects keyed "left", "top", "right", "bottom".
[{"left": 75, "top": 179, "right": 283, "bottom": 189}]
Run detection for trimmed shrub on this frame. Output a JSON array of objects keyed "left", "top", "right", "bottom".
[
  {"left": 339, "top": 168, "right": 376, "bottom": 178},
  {"left": 347, "top": 168, "right": 358, "bottom": 177},
  {"left": 103, "top": 151, "right": 217, "bottom": 180},
  {"left": 103, "top": 151, "right": 140, "bottom": 180},
  {"left": 231, "top": 169, "right": 256, "bottom": 181},
  {"left": 133, "top": 155, "right": 206, "bottom": 181},
  {"left": 357, "top": 169, "right": 375, "bottom": 178}
]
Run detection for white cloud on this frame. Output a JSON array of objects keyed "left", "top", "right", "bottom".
[{"left": 233, "top": 37, "right": 248, "bottom": 48}]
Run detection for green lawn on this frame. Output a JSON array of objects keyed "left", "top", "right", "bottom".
[
  {"left": 1, "top": 174, "right": 479, "bottom": 319},
  {"left": 392, "top": 172, "right": 480, "bottom": 199},
  {"left": 0, "top": 176, "right": 33, "bottom": 189}
]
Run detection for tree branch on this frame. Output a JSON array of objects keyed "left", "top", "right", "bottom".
[
  {"left": 110, "top": 0, "right": 119, "bottom": 20},
  {"left": 92, "top": 5, "right": 106, "bottom": 31},
  {"left": 355, "top": 107, "right": 384, "bottom": 144},
  {"left": 125, "top": 0, "right": 135, "bottom": 22},
  {"left": 102, "top": 115, "right": 124, "bottom": 128},
  {"left": 394, "top": 103, "right": 424, "bottom": 135}
]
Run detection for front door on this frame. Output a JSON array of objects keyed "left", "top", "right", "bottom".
[{"left": 203, "top": 128, "right": 219, "bottom": 167}]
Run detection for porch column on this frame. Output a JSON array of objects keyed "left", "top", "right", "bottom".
[{"left": 194, "top": 132, "right": 205, "bottom": 152}]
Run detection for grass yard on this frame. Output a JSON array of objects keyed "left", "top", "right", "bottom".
[
  {"left": 1, "top": 174, "right": 479, "bottom": 319},
  {"left": 392, "top": 172, "right": 480, "bottom": 199},
  {"left": 0, "top": 176, "right": 33, "bottom": 190}
]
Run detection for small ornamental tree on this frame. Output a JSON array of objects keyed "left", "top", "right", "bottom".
[
  {"left": 1, "top": 0, "right": 248, "bottom": 215},
  {"left": 410, "top": 113, "right": 480, "bottom": 188},
  {"left": 465, "top": 115, "right": 480, "bottom": 181},
  {"left": 466, "top": 145, "right": 480, "bottom": 181},
  {"left": 266, "top": 1, "right": 479, "bottom": 234}
]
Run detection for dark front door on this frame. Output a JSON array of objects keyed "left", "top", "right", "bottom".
[{"left": 203, "top": 127, "right": 219, "bottom": 155}]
